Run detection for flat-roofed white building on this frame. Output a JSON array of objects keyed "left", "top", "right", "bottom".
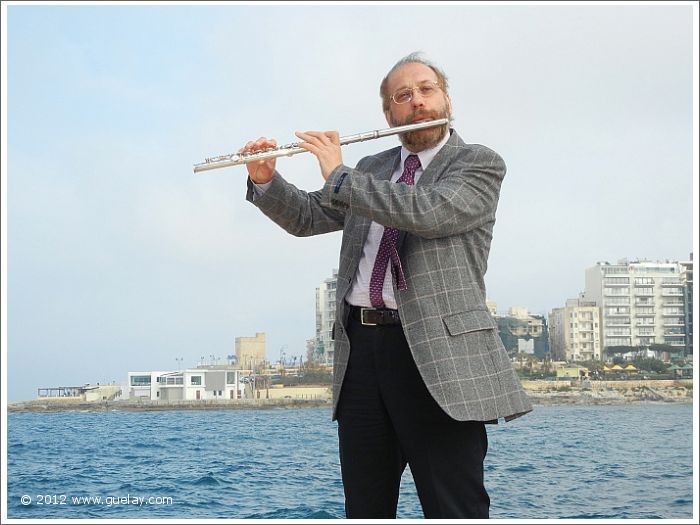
[
  {"left": 583, "top": 259, "right": 688, "bottom": 353},
  {"left": 127, "top": 367, "right": 245, "bottom": 401}
]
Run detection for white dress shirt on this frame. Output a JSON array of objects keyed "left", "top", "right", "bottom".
[{"left": 346, "top": 131, "right": 450, "bottom": 309}]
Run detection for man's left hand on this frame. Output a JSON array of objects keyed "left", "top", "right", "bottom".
[{"left": 295, "top": 130, "right": 342, "bottom": 180}]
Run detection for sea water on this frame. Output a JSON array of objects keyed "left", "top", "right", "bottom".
[{"left": 5, "top": 403, "right": 694, "bottom": 519}]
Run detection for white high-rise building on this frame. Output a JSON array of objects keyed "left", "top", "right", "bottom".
[
  {"left": 583, "top": 260, "right": 687, "bottom": 352},
  {"left": 315, "top": 269, "right": 338, "bottom": 365},
  {"left": 679, "top": 255, "right": 693, "bottom": 357},
  {"left": 549, "top": 298, "right": 602, "bottom": 362}
]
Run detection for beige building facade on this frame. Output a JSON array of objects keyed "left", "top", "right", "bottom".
[
  {"left": 549, "top": 298, "right": 602, "bottom": 362},
  {"left": 235, "top": 332, "right": 266, "bottom": 372}
]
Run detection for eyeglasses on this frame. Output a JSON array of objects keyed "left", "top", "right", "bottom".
[{"left": 390, "top": 81, "right": 442, "bottom": 105}]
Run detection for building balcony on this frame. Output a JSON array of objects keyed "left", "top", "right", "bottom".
[
  {"left": 660, "top": 281, "right": 684, "bottom": 287},
  {"left": 634, "top": 312, "right": 655, "bottom": 317},
  {"left": 636, "top": 338, "right": 656, "bottom": 345},
  {"left": 664, "top": 340, "right": 686, "bottom": 347},
  {"left": 605, "top": 339, "right": 632, "bottom": 346}
]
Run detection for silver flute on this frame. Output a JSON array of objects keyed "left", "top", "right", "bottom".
[{"left": 193, "top": 118, "right": 449, "bottom": 173}]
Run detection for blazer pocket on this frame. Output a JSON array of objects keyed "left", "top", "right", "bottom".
[{"left": 443, "top": 309, "right": 497, "bottom": 336}]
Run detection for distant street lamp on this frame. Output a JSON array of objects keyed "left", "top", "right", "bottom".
[{"left": 175, "top": 357, "right": 184, "bottom": 371}]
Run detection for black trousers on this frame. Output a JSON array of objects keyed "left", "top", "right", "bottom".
[{"left": 336, "top": 314, "right": 490, "bottom": 519}]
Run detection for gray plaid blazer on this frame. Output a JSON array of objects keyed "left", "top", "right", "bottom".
[{"left": 246, "top": 130, "right": 532, "bottom": 423}]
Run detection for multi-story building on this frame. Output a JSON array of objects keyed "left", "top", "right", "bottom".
[
  {"left": 549, "top": 298, "right": 602, "bottom": 362},
  {"left": 679, "top": 254, "right": 693, "bottom": 357},
  {"left": 127, "top": 366, "right": 244, "bottom": 401},
  {"left": 235, "top": 332, "right": 266, "bottom": 372},
  {"left": 315, "top": 269, "right": 338, "bottom": 365},
  {"left": 583, "top": 259, "right": 688, "bottom": 354}
]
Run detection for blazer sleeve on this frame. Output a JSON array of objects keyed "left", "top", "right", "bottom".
[
  {"left": 322, "top": 144, "right": 505, "bottom": 239},
  {"left": 246, "top": 172, "right": 345, "bottom": 237}
]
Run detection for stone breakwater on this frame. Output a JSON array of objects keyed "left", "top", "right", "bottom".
[
  {"left": 7, "top": 380, "right": 693, "bottom": 413},
  {"left": 7, "top": 397, "right": 332, "bottom": 413},
  {"left": 521, "top": 379, "right": 693, "bottom": 405}
]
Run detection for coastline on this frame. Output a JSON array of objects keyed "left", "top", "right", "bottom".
[
  {"left": 520, "top": 378, "right": 693, "bottom": 406},
  {"left": 6, "top": 379, "right": 692, "bottom": 413},
  {"left": 6, "top": 397, "right": 332, "bottom": 414}
]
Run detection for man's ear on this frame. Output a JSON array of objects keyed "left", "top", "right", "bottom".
[{"left": 384, "top": 110, "right": 392, "bottom": 126}]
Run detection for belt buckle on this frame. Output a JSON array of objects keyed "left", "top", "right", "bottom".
[{"left": 360, "top": 308, "right": 378, "bottom": 326}]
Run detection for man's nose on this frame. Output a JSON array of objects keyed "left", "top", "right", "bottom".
[{"left": 410, "top": 91, "right": 426, "bottom": 108}]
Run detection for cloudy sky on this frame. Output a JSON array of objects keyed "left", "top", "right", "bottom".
[{"left": 3, "top": 2, "right": 697, "bottom": 401}]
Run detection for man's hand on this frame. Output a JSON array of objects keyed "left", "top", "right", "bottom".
[
  {"left": 294, "top": 130, "right": 342, "bottom": 180},
  {"left": 239, "top": 137, "right": 278, "bottom": 184}
]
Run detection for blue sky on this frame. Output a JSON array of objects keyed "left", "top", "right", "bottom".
[{"left": 3, "top": 3, "right": 697, "bottom": 402}]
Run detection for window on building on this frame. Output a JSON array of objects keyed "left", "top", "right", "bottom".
[
  {"left": 130, "top": 375, "right": 152, "bottom": 386},
  {"left": 191, "top": 376, "right": 202, "bottom": 386}
]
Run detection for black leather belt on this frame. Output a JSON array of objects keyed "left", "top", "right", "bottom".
[{"left": 349, "top": 305, "right": 401, "bottom": 326}]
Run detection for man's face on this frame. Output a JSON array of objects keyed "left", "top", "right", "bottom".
[{"left": 384, "top": 63, "right": 452, "bottom": 152}]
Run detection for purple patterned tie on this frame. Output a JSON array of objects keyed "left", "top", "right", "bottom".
[{"left": 368, "top": 154, "right": 421, "bottom": 308}]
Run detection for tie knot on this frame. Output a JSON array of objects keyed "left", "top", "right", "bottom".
[
  {"left": 398, "top": 154, "right": 420, "bottom": 185},
  {"left": 405, "top": 154, "right": 420, "bottom": 172}
]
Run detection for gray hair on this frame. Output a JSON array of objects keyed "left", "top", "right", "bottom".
[{"left": 380, "top": 52, "right": 450, "bottom": 111}]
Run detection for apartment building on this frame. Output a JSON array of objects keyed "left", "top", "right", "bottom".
[
  {"left": 679, "top": 256, "right": 694, "bottom": 357},
  {"left": 583, "top": 259, "right": 688, "bottom": 354},
  {"left": 315, "top": 269, "right": 337, "bottom": 365},
  {"left": 549, "top": 298, "right": 602, "bottom": 362}
]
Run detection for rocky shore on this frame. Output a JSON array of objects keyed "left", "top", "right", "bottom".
[
  {"left": 6, "top": 397, "right": 331, "bottom": 413},
  {"left": 7, "top": 379, "right": 692, "bottom": 413},
  {"left": 521, "top": 378, "right": 693, "bottom": 406}
]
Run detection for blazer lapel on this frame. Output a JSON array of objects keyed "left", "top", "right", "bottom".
[
  {"left": 397, "top": 130, "right": 461, "bottom": 249},
  {"left": 415, "top": 129, "right": 460, "bottom": 188}
]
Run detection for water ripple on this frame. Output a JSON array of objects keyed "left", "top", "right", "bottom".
[{"left": 7, "top": 404, "right": 693, "bottom": 519}]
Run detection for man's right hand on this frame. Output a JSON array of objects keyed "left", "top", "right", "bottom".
[{"left": 239, "top": 137, "right": 278, "bottom": 184}]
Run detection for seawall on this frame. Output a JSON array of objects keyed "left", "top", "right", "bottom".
[{"left": 7, "top": 380, "right": 693, "bottom": 413}]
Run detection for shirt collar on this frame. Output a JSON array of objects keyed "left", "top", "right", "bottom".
[{"left": 400, "top": 128, "right": 451, "bottom": 171}]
